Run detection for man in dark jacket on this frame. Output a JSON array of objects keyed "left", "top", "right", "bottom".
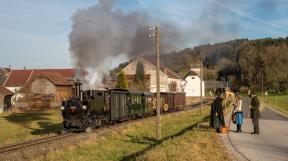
[
  {"left": 210, "top": 92, "right": 225, "bottom": 132},
  {"left": 249, "top": 90, "right": 260, "bottom": 134}
]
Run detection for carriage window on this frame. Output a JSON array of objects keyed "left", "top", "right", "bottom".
[
  {"left": 131, "top": 96, "right": 135, "bottom": 104},
  {"left": 132, "top": 95, "right": 140, "bottom": 104},
  {"left": 137, "top": 95, "right": 141, "bottom": 104},
  {"left": 97, "top": 93, "right": 103, "bottom": 96}
]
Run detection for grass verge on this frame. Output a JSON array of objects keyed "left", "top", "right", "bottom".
[
  {"left": 36, "top": 107, "right": 231, "bottom": 161},
  {"left": 0, "top": 109, "right": 62, "bottom": 146},
  {"left": 258, "top": 93, "right": 288, "bottom": 114}
]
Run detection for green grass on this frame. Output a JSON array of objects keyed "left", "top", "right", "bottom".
[
  {"left": 137, "top": 129, "right": 229, "bottom": 161},
  {"left": 258, "top": 92, "right": 288, "bottom": 114},
  {"left": 0, "top": 109, "right": 63, "bottom": 146},
  {"left": 36, "top": 108, "right": 231, "bottom": 161}
]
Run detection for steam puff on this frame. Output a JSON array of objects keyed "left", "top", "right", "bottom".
[{"left": 69, "top": 0, "right": 182, "bottom": 87}]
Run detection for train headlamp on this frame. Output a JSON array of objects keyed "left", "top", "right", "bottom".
[{"left": 82, "top": 105, "right": 87, "bottom": 110}]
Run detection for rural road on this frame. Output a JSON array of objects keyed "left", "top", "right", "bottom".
[{"left": 228, "top": 96, "right": 288, "bottom": 161}]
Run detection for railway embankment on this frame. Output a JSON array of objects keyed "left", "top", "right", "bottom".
[
  {"left": 32, "top": 107, "right": 231, "bottom": 161},
  {"left": 0, "top": 101, "right": 231, "bottom": 161}
]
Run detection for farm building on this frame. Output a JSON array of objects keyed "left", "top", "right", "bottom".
[
  {"left": 183, "top": 70, "right": 205, "bottom": 97},
  {"left": 19, "top": 73, "right": 73, "bottom": 109},
  {"left": 3, "top": 69, "right": 76, "bottom": 105},
  {"left": 121, "top": 58, "right": 183, "bottom": 92},
  {"left": 0, "top": 86, "right": 14, "bottom": 113},
  {"left": 0, "top": 68, "right": 11, "bottom": 86}
]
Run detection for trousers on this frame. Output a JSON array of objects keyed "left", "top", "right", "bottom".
[
  {"left": 236, "top": 124, "right": 241, "bottom": 132},
  {"left": 252, "top": 118, "right": 259, "bottom": 133}
]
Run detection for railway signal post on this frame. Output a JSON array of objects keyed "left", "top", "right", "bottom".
[{"left": 149, "top": 26, "right": 161, "bottom": 140}]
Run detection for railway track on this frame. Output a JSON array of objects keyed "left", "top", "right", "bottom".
[
  {"left": 0, "top": 100, "right": 213, "bottom": 154},
  {"left": 0, "top": 133, "right": 76, "bottom": 154}
]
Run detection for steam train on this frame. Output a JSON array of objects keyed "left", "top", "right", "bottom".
[{"left": 61, "top": 82, "right": 185, "bottom": 132}]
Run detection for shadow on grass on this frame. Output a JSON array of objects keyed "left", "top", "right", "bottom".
[
  {"left": 2, "top": 111, "right": 62, "bottom": 135},
  {"left": 120, "top": 115, "right": 211, "bottom": 161}
]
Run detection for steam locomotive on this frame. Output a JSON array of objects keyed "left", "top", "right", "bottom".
[{"left": 61, "top": 82, "right": 185, "bottom": 132}]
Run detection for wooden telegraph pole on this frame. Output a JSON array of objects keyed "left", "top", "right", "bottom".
[
  {"left": 261, "top": 69, "right": 264, "bottom": 100},
  {"left": 200, "top": 60, "right": 203, "bottom": 114},
  {"left": 149, "top": 26, "right": 161, "bottom": 140}
]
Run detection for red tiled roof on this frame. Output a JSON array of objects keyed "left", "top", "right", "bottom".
[
  {"left": 4, "top": 69, "right": 76, "bottom": 87},
  {"left": 4, "top": 70, "right": 33, "bottom": 87},
  {"left": 32, "top": 73, "right": 73, "bottom": 86},
  {"left": 33, "top": 69, "right": 75, "bottom": 78},
  {"left": 0, "top": 86, "right": 14, "bottom": 96},
  {"left": 160, "top": 65, "right": 182, "bottom": 79}
]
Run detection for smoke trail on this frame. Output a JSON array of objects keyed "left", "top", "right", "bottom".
[
  {"left": 69, "top": 0, "right": 182, "bottom": 88},
  {"left": 70, "top": 0, "right": 281, "bottom": 87}
]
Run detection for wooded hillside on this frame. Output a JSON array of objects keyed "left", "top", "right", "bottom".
[{"left": 112, "top": 37, "right": 288, "bottom": 91}]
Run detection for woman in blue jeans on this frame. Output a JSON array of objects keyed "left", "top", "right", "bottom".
[{"left": 233, "top": 95, "right": 244, "bottom": 132}]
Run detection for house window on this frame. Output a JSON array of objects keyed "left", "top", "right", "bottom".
[{"left": 191, "top": 77, "right": 195, "bottom": 79}]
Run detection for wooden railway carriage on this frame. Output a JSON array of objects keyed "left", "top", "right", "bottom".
[
  {"left": 173, "top": 92, "right": 186, "bottom": 110},
  {"left": 127, "top": 91, "right": 155, "bottom": 117},
  {"left": 82, "top": 89, "right": 129, "bottom": 123},
  {"left": 83, "top": 89, "right": 153, "bottom": 122},
  {"left": 110, "top": 89, "right": 129, "bottom": 121},
  {"left": 143, "top": 92, "right": 155, "bottom": 114},
  {"left": 159, "top": 92, "right": 186, "bottom": 112},
  {"left": 82, "top": 90, "right": 111, "bottom": 126},
  {"left": 160, "top": 92, "right": 174, "bottom": 112}
]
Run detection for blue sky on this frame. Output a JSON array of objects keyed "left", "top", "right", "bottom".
[{"left": 0, "top": 0, "right": 287, "bottom": 69}]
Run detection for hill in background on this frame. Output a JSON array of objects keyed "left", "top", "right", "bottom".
[{"left": 113, "top": 37, "right": 288, "bottom": 91}]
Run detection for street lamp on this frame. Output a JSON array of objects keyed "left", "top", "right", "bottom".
[{"left": 149, "top": 26, "right": 161, "bottom": 140}]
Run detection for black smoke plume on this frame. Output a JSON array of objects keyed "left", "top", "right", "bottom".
[{"left": 69, "top": 0, "right": 182, "bottom": 88}]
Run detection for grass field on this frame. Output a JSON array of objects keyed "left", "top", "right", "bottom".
[
  {"left": 0, "top": 109, "right": 63, "bottom": 146},
  {"left": 258, "top": 92, "right": 288, "bottom": 114},
  {"left": 35, "top": 108, "right": 231, "bottom": 161}
]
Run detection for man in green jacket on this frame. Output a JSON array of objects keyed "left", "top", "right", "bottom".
[{"left": 249, "top": 90, "right": 260, "bottom": 134}]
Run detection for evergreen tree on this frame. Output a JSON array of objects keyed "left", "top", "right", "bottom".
[
  {"left": 134, "top": 61, "right": 145, "bottom": 90},
  {"left": 134, "top": 62, "right": 145, "bottom": 83},
  {"left": 116, "top": 70, "right": 128, "bottom": 89}
]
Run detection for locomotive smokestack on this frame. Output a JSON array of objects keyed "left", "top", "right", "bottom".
[{"left": 74, "top": 80, "right": 81, "bottom": 99}]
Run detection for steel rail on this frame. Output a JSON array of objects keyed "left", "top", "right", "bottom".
[{"left": 0, "top": 133, "right": 76, "bottom": 154}]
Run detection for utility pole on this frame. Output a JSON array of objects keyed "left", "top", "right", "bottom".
[
  {"left": 261, "top": 69, "right": 264, "bottom": 100},
  {"left": 200, "top": 60, "right": 203, "bottom": 114},
  {"left": 149, "top": 26, "right": 161, "bottom": 140}
]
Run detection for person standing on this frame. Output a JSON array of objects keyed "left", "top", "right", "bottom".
[
  {"left": 210, "top": 92, "right": 225, "bottom": 132},
  {"left": 233, "top": 95, "right": 243, "bottom": 132},
  {"left": 249, "top": 90, "right": 260, "bottom": 134}
]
